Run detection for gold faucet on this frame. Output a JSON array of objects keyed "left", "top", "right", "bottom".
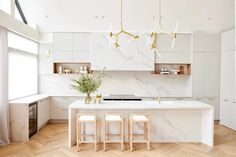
[{"left": 157, "top": 87, "right": 161, "bottom": 104}]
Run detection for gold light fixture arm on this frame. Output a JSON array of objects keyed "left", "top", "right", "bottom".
[
  {"left": 150, "top": 0, "right": 178, "bottom": 50},
  {"left": 109, "top": 0, "right": 139, "bottom": 48}
]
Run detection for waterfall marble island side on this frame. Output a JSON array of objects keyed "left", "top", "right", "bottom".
[{"left": 68, "top": 100, "right": 214, "bottom": 147}]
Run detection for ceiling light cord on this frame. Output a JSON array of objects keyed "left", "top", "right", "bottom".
[
  {"left": 159, "top": 0, "right": 161, "bottom": 25},
  {"left": 121, "top": 0, "right": 123, "bottom": 28},
  {"left": 109, "top": 0, "right": 138, "bottom": 48}
]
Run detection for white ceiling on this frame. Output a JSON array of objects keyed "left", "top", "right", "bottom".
[{"left": 18, "top": 0, "right": 235, "bottom": 33}]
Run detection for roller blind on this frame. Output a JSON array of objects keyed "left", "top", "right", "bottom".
[{"left": 8, "top": 32, "right": 38, "bottom": 100}]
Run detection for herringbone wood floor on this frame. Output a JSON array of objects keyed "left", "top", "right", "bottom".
[{"left": 0, "top": 123, "right": 236, "bottom": 157}]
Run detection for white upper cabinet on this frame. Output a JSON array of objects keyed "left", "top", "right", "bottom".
[
  {"left": 192, "top": 52, "right": 220, "bottom": 97},
  {"left": 72, "top": 33, "right": 90, "bottom": 62},
  {"left": 220, "top": 50, "right": 235, "bottom": 100},
  {"left": 193, "top": 33, "right": 221, "bottom": 52},
  {"left": 156, "top": 33, "right": 192, "bottom": 63},
  {"left": 192, "top": 33, "right": 220, "bottom": 98},
  {"left": 72, "top": 33, "right": 90, "bottom": 52},
  {"left": 220, "top": 29, "right": 235, "bottom": 100},
  {"left": 90, "top": 33, "right": 154, "bottom": 71},
  {"left": 53, "top": 33, "right": 73, "bottom": 52},
  {"left": 53, "top": 33, "right": 90, "bottom": 62},
  {"left": 221, "top": 29, "right": 235, "bottom": 52}
]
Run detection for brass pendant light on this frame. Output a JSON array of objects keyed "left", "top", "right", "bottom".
[
  {"left": 150, "top": 0, "right": 178, "bottom": 50},
  {"left": 110, "top": 0, "right": 139, "bottom": 48}
]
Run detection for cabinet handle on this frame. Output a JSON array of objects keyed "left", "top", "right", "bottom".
[
  {"left": 224, "top": 99, "right": 229, "bottom": 102},
  {"left": 233, "top": 102, "right": 236, "bottom": 104}
]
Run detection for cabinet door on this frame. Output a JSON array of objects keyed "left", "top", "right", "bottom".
[
  {"left": 50, "top": 97, "right": 78, "bottom": 120},
  {"left": 200, "top": 98, "right": 219, "bottom": 120},
  {"left": 220, "top": 99, "right": 236, "bottom": 130},
  {"left": 221, "top": 29, "right": 235, "bottom": 52},
  {"left": 193, "top": 33, "right": 221, "bottom": 52},
  {"left": 156, "top": 33, "right": 192, "bottom": 63},
  {"left": 53, "top": 33, "right": 73, "bottom": 52},
  {"left": 220, "top": 51, "right": 235, "bottom": 100},
  {"left": 73, "top": 33, "right": 90, "bottom": 52},
  {"left": 192, "top": 52, "right": 220, "bottom": 97},
  {"left": 53, "top": 33, "right": 73, "bottom": 62},
  {"left": 38, "top": 98, "right": 49, "bottom": 129}
]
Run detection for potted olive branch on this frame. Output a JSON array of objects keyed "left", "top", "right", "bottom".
[{"left": 71, "top": 70, "right": 104, "bottom": 104}]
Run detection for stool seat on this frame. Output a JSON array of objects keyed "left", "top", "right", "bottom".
[
  {"left": 105, "top": 115, "right": 122, "bottom": 121},
  {"left": 79, "top": 115, "right": 96, "bottom": 121},
  {"left": 130, "top": 115, "right": 148, "bottom": 121}
]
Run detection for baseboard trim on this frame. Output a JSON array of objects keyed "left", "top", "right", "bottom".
[{"left": 48, "top": 119, "right": 68, "bottom": 124}]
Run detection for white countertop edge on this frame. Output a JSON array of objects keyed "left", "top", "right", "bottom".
[
  {"left": 69, "top": 100, "right": 213, "bottom": 110},
  {"left": 9, "top": 94, "right": 49, "bottom": 104}
]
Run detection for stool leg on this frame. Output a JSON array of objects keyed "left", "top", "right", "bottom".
[
  {"left": 128, "top": 118, "right": 130, "bottom": 142},
  {"left": 130, "top": 119, "right": 133, "bottom": 151},
  {"left": 121, "top": 119, "right": 124, "bottom": 151},
  {"left": 103, "top": 120, "right": 107, "bottom": 151},
  {"left": 94, "top": 119, "right": 97, "bottom": 151},
  {"left": 77, "top": 120, "right": 81, "bottom": 151},
  {"left": 144, "top": 122, "right": 147, "bottom": 142},
  {"left": 81, "top": 122, "right": 85, "bottom": 142},
  {"left": 147, "top": 121, "right": 151, "bottom": 151}
]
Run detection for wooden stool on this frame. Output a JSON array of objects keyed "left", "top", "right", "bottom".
[
  {"left": 76, "top": 114, "right": 98, "bottom": 151},
  {"left": 129, "top": 114, "right": 150, "bottom": 151},
  {"left": 103, "top": 114, "right": 124, "bottom": 151}
]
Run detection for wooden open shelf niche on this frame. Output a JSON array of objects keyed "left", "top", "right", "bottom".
[
  {"left": 153, "top": 63, "right": 191, "bottom": 75},
  {"left": 53, "top": 62, "right": 91, "bottom": 74}
]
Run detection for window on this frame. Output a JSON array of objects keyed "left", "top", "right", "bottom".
[
  {"left": 8, "top": 32, "right": 38, "bottom": 100},
  {"left": 0, "top": 0, "right": 11, "bottom": 14}
]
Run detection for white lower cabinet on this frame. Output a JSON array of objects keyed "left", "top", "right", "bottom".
[
  {"left": 220, "top": 99, "right": 236, "bottom": 130},
  {"left": 50, "top": 97, "right": 79, "bottom": 120},
  {"left": 38, "top": 98, "right": 50, "bottom": 129},
  {"left": 194, "top": 97, "right": 219, "bottom": 120}
]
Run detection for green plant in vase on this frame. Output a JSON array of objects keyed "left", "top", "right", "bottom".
[{"left": 71, "top": 71, "right": 104, "bottom": 104}]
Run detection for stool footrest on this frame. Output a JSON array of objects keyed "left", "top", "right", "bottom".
[
  {"left": 130, "top": 141, "right": 149, "bottom": 143},
  {"left": 80, "top": 134, "right": 95, "bottom": 137},
  {"left": 130, "top": 134, "right": 146, "bottom": 136},
  {"left": 104, "top": 141, "right": 124, "bottom": 143},
  {"left": 77, "top": 141, "right": 97, "bottom": 144},
  {"left": 105, "top": 134, "right": 122, "bottom": 136}
]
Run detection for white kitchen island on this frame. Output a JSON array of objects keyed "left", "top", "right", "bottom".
[{"left": 68, "top": 100, "right": 214, "bottom": 147}]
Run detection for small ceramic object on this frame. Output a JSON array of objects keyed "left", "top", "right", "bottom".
[
  {"left": 58, "top": 66, "right": 63, "bottom": 74},
  {"left": 64, "top": 68, "right": 71, "bottom": 74},
  {"left": 75, "top": 69, "right": 79, "bottom": 74},
  {"left": 79, "top": 66, "right": 83, "bottom": 71}
]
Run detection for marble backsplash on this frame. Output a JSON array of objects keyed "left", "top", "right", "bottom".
[{"left": 39, "top": 71, "right": 192, "bottom": 97}]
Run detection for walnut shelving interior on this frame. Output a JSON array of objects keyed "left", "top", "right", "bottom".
[
  {"left": 53, "top": 62, "right": 91, "bottom": 74},
  {"left": 153, "top": 63, "right": 191, "bottom": 75}
]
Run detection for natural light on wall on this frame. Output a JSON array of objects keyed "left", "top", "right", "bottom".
[
  {"left": 8, "top": 32, "right": 38, "bottom": 100},
  {"left": 0, "top": 0, "right": 10, "bottom": 14}
]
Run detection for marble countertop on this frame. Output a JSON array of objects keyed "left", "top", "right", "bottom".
[
  {"left": 69, "top": 100, "right": 213, "bottom": 110},
  {"left": 9, "top": 94, "right": 49, "bottom": 104}
]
